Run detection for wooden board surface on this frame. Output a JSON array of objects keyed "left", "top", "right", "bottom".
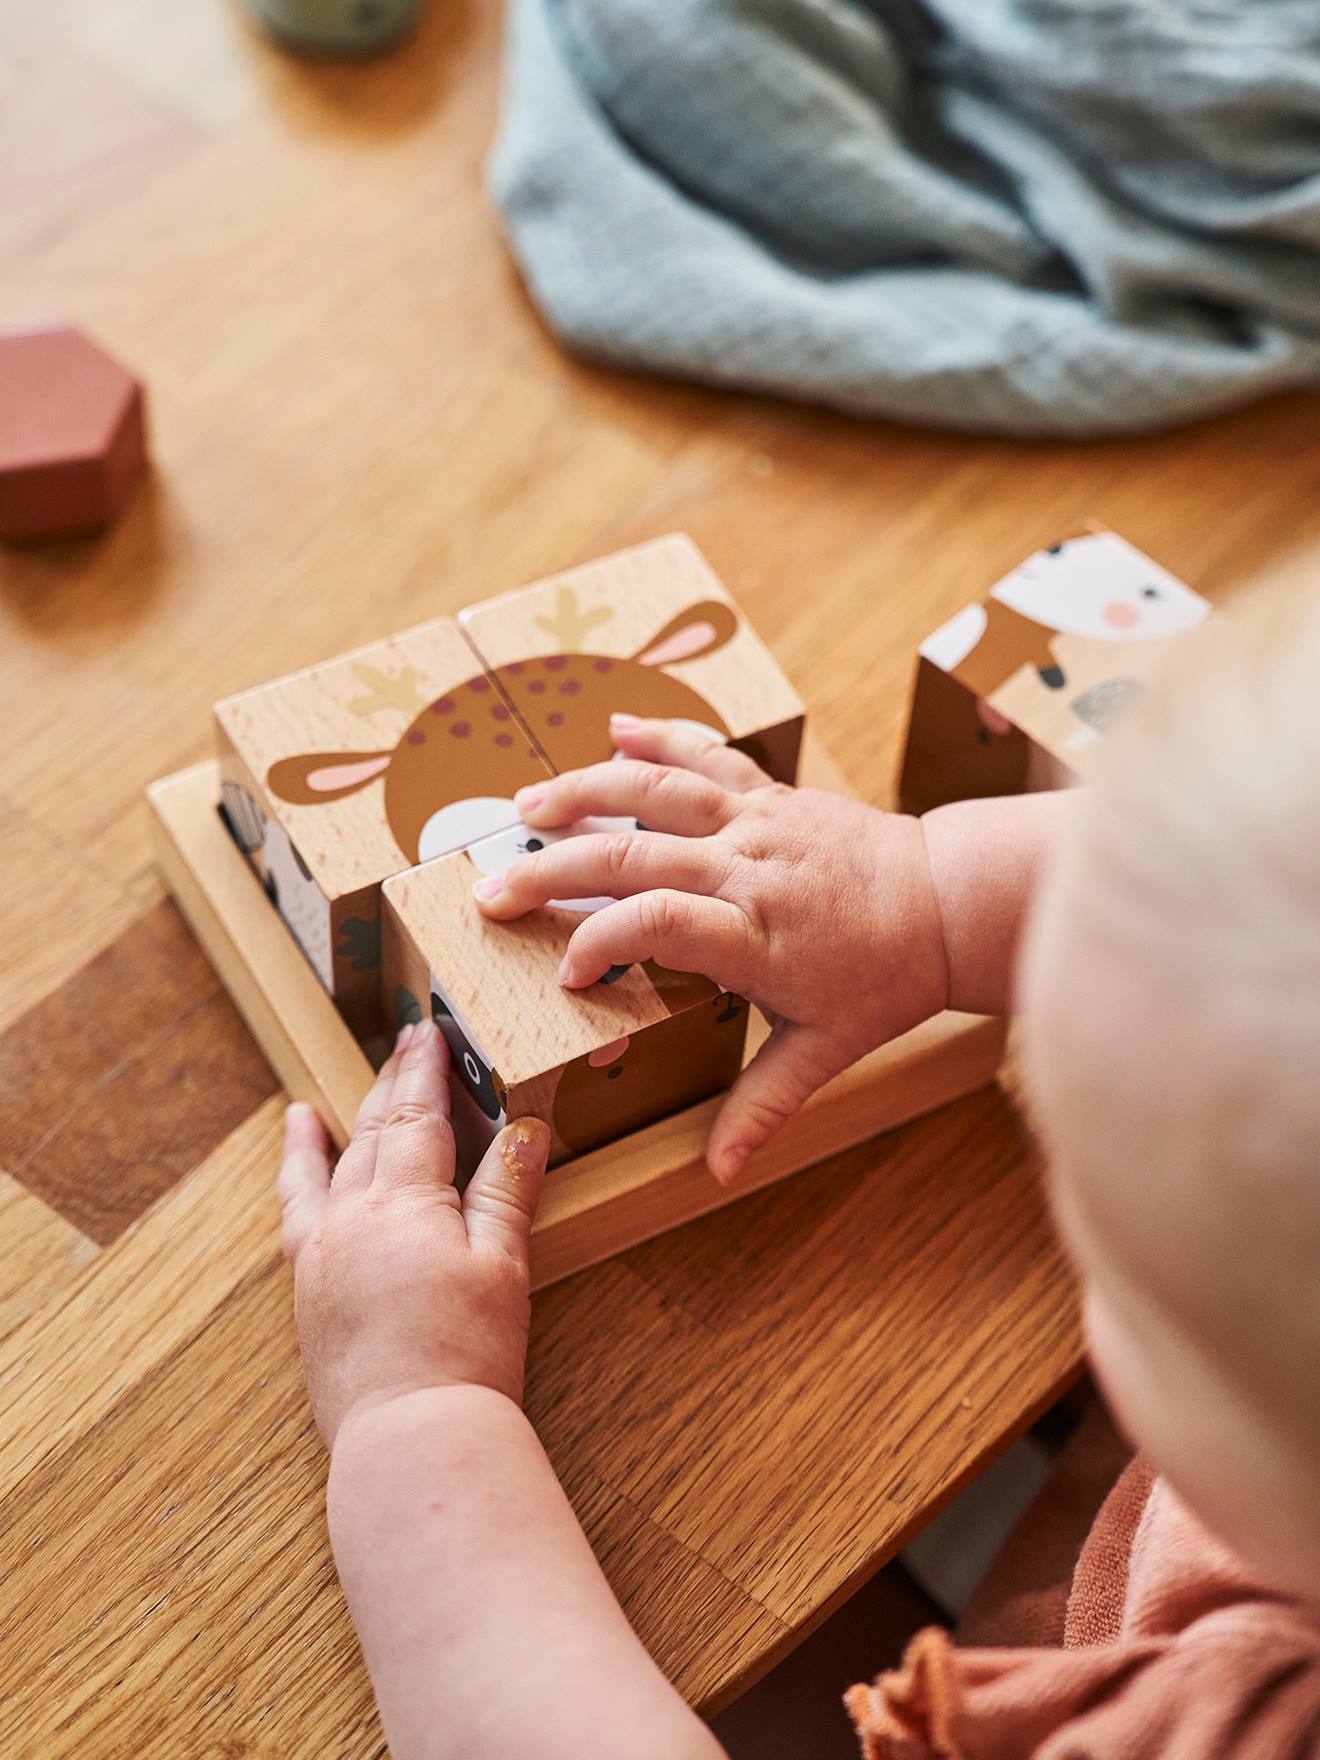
[{"left": 3, "top": 0, "right": 1317, "bottom": 1749}]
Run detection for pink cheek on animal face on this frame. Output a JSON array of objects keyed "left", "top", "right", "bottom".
[
  {"left": 588, "top": 1036, "right": 630, "bottom": 1068},
  {"left": 1103, "top": 601, "right": 1140, "bottom": 631}
]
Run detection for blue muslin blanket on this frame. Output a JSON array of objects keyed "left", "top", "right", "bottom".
[{"left": 489, "top": 0, "right": 1320, "bottom": 436}]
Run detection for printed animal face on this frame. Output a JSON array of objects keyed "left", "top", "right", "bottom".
[
  {"left": 263, "top": 600, "right": 738, "bottom": 866},
  {"left": 220, "top": 779, "right": 334, "bottom": 990},
  {"left": 552, "top": 992, "right": 746, "bottom": 1157},
  {"left": 430, "top": 979, "right": 507, "bottom": 1124},
  {"left": 994, "top": 534, "right": 1209, "bottom": 643}
]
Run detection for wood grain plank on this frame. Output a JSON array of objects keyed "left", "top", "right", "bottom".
[
  {"left": 531, "top": 1086, "right": 1080, "bottom": 1633},
  {"left": 0, "top": 1100, "right": 281, "bottom": 1501},
  {"left": 0, "top": 798, "right": 137, "bottom": 1036},
  {"left": 0, "top": 902, "right": 277, "bottom": 1241},
  {"left": 0, "top": 1173, "right": 97, "bottom": 1344},
  {"left": 0, "top": 43, "right": 204, "bottom": 263}
]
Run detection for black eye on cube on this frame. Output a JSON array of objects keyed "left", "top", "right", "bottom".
[{"left": 431, "top": 990, "right": 506, "bottom": 1121}]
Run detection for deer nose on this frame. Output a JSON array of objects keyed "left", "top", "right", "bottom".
[{"left": 1102, "top": 601, "right": 1140, "bottom": 631}]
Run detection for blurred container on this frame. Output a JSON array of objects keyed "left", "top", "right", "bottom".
[{"left": 247, "top": 0, "right": 423, "bottom": 56}]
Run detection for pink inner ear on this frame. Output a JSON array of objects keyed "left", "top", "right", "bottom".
[
  {"left": 588, "top": 1036, "right": 631, "bottom": 1067},
  {"left": 636, "top": 620, "right": 718, "bottom": 667},
  {"left": 306, "top": 755, "right": 391, "bottom": 793}
]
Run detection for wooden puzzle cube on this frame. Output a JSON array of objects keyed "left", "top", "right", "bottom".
[
  {"left": 215, "top": 621, "right": 555, "bottom": 1035},
  {"left": 382, "top": 842, "right": 750, "bottom": 1178},
  {"left": 0, "top": 324, "right": 147, "bottom": 541},
  {"left": 215, "top": 536, "right": 804, "bottom": 1044},
  {"left": 899, "top": 530, "right": 1212, "bottom": 814},
  {"left": 458, "top": 534, "right": 806, "bottom": 784}
]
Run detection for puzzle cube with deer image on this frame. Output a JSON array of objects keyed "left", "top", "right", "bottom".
[
  {"left": 458, "top": 535, "right": 806, "bottom": 784},
  {"left": 899, "top": 530, "right": 1213, "bottom": 815},
  {"left": 215, "top": 620, "right": 556, "bottom": 1036},
  {"left": 215, "top": 535, "right": 805, "bottom": 1046},
  {"left": 383, "top": 843, "right": 750, "bottom": 1179}
]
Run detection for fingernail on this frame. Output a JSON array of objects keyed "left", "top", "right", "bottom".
[
  {"left": 515, "top": 784, "right": 547, "bottom": 813},
  {"left": 716, "top": 1144, "right": 750, "bottom": 1184},
  {"left": 284, "top": 1102, "right": 311, "bottom": 1135},
  {"left": 473, "top": 875, "right": 506, "bottom": 903},
  {"left": 501, "top": 1117, "right": 551, "bottom": 1177},
  {"left": 556, "top": 954, "right": 573, "bottom": 984},
  {"left": 610, "top": 712, "right": 641, "bottom": 732},
  {"left": 395, "top": 1023, "right": 414, "bottom": 1049}
]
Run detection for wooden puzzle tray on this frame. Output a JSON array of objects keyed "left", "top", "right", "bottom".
[{"left": 150, "top": 739, "right": 1007, "bottom": 1291}]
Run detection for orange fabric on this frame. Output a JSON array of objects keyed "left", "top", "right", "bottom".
[
  {"left": 847, "top": 1464, "right": 1320, "bottom": 1758},
  {"left": 957, "top": 1400, "right": 1133, "bottom": 1650}
]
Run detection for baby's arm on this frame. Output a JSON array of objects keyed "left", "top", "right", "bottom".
[
  {"left": 921, "top": 788, "right": 1072, "bottom": 1016},
  {"left": 279, "top": 1027, "right": 725, "bottom": 1760},
  {"left": 475, "top": 716, "right": 1072, "bottom": 1180}
]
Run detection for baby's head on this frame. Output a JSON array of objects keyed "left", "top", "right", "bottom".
[{"left": 1020, "top": 580, "right": 1320, "bottom": 1597}]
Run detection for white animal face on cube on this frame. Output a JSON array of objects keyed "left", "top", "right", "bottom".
[
  {"left": 261, "top": 819, "right": 334, "bottom": 991},
  {"left": 993, "top": 533, "right": 1209, "bottom": 643},
  {"left": 464, "top": 814, "right": 638, "bottom": 915}
]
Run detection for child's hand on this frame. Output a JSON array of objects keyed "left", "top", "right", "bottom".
[
  {"left": 277, "top": 1020, "right": 551, "bottom": 1451},
  {"left": 474, "top": 716, "right": 951, "bottom": 1181}
]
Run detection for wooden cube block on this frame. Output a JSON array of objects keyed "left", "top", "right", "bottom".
[
  {"left": 383, "top": 841, "right": 750, "bottom": 1178},
  {"left": 215, "top": 620, "right": 553, "bottom": 1035},
  {"left": 899, "top": 530, "right": 1212, "bottom": 814},
  {"left": 458, "top": 534, "right": 806, "bottom": 784},
  {"left": 0, "top": 324, "right": 147, "bottom": 540}
]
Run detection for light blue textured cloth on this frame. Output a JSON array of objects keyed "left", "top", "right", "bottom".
[{"left": 490, "top": 0, "right": 1320, "bottom": 435}]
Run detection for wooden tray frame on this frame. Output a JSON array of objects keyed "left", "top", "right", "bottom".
[{"left": 149, "top": 741, "right": 1007, "bottom": 1290}]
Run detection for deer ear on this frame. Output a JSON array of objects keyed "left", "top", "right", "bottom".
[
  {"left": 266, "top": 750, "right": 392, "bottom": 806},
  {"left": 633, "top": 600, "right": 739, "bottom": 668}
]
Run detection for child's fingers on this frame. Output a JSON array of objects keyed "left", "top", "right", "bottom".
[
  {"left": 463, "top": 1117, "right": 551, "bottom": 1263},
  {"left": 332, "top": 1034, "right": 410, "bottom": 1193},
  {"left": 706, "top": 1023, "right": 842, "bottom": 1184},
  {"left": 473, "top": 831, "right": 724, "bottom": 920},
  {"left": 559, "top": 890, "right": 753, "bottom": 991},
  {"left": 277, "top": 1102, "right": 332, "bottom": 1263},
  {"left": 609, "top": 717, "right": 774, "bottom": 794},
  {"left": 371, "top": 1021, "right": 461, "bottom": 1199},
  {"left": 515, "top": 760, "right": 733, "bottom": 838}
]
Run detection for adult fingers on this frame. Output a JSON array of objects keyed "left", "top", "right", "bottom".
[
  {"left": 474, "top": 831, "right": 728, "bottom": 921},
  {"left": 559, "top": 890, "right": 755, "bottom": 991},
  {"left": 277, "top": 1102, "right": 332, "bottom": 1263},
  {"left": 608, "top": 715, "right": 774, "bottom": 794},
  {"left": 463, "top": 1117, "right": 551, "bottom": 1263},
  {"left": 372, "top": 1020, "right": 461, "bottom": 1201},
  {"left": 706, "top": 1023, "right": 845, "bottom": 1184},
  {"left": 514, "top": 759, "right": 734, "bottom": 838}
]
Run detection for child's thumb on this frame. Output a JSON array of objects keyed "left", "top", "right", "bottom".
[
  {"left": 464, "top": 1118, "right": 551, "bottom": 1262},
  {"left": 706, "top": 1023, "right": 840, "bottom": 1185}
]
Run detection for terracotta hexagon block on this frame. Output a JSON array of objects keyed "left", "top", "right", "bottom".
[{"left": 0, "top": 324, "right": 148, "bottom": 540}]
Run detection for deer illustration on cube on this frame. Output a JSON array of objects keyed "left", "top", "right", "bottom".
[{"left": 264, "top": 600, "right": 740, "bottom": 864}]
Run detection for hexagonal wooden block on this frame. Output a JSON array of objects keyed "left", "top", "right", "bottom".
[{"left": 0, "top": 324, "right": 148, "bottom": 540}]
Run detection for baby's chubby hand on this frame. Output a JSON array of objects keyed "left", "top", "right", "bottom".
[
  {"left": 277, "top": 1021, "right": 551, "bottom": 1452},
  {"left": 474, "top": 717, "right": 951, "bottom": 1182}
]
